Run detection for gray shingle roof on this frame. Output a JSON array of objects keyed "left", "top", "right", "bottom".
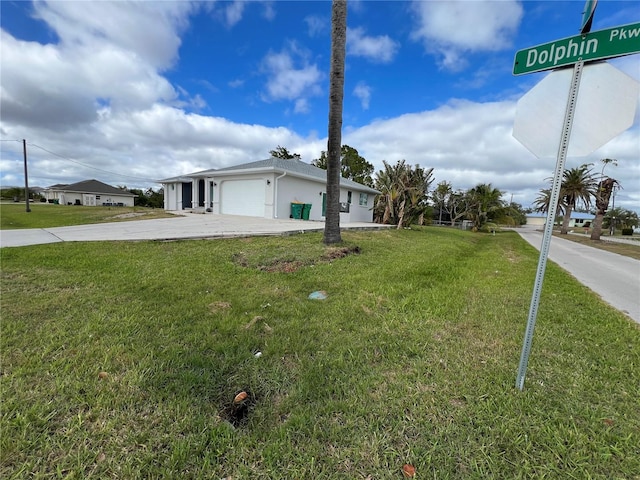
[
  {"left": 215, "top": 158, "right": 379, "bottom": 193},
  {"left": 46, "top": 179, "right": 136, "bottom": 197}
]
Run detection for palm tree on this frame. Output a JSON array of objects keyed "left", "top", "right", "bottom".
[
  {"left": 604, "top": 207, "right": 637, "bottom": 234},
  {"left": 466, "top": 183, "right": 504, "bottom": 230},
  {"left": 590, "top": 177, "right": 620, "bottom": 240},
  {"left": 373, "top": 161, "right": 399, "bottom": 225},
  {"left": 590, "top": 158, "right": 619, "bottom": 240},
  {"left": 373, "top": 160, "right": 433, "bottom": 228},
  {"left": 323, "top": 0, "right": 347, "bottom": 245},
  {"left": 559, "top": 164, "right": 596, "bottom": 234},
  {"left": 532, "top": 187, "right": 566, "bottom": 226}
]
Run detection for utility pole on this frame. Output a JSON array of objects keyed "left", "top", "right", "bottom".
[{"left": 23, "top": 139, "right": 31, "bottom": 213}]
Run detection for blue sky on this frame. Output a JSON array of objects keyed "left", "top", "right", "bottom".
[{"left": 1, "top": 1, "right": 639, "bottom": 212}]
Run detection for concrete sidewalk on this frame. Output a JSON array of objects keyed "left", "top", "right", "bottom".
[
  {"left": 515, "top": 226, "right": 640, "bottom": 324},
  {"left": 0, "top": 213, "right": 390, "bottom": 248}
]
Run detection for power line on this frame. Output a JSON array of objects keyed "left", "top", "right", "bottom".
[{"left": 26, "top": 142, "right": 159, "bottom": 183}]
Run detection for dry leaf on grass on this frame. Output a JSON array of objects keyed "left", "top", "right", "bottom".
[
  {"left": 233, "top": 391, "right": 248, "bottom": 405},
  {"left": 244, "top": 316, "right": 264, "bottom": 330},
  {"left": 209, "top": 301, "right": 231, "bottom": 313},
  {"left": 402, "top": 464, "right": 416, "bottom": 478}
]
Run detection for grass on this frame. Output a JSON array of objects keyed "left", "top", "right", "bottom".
[
  {"left": 552, "top": 232, "right": 640, "bottom": 261},
  {"left": 1, "top": 228, "right": 639, "bottom": 479},
  {"left": 0, "top": 203, "right": 175, "bottom": 229}
]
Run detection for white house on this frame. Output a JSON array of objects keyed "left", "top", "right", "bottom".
[
  {"left": 526, "top": 211, "right": 595, "bottom": 228},
  {"left": 41, "top": 179, "right": 136, "bottom": 207},
  {"left": 159, "top": 157, "right": 380, "bottom": 223}
]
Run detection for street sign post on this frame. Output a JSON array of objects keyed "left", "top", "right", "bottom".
[
  {"left": 512, "top": 2, "right": 640, "bottom": 391},
  {"left": 513, "top": 22, "right": 640, "bottom": 75},
  {"left": 580, "top": 0, "right": 598, "bottom": 34}
]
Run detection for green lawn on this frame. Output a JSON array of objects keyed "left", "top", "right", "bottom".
[
  {"left": 1, "top": 229, "right": 638, "bottom": 479},
  {"left": 0, "top": 203, "right": 175, "bottom": 229}
]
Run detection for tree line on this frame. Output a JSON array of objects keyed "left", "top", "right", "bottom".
[
  {"left": 532, "top": 159, "right": 637, "bottom": 240},
  {"left": 270, "top": 144, "right": 528, "bottom": 231}
]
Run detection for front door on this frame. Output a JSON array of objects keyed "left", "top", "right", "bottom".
[
  {"left": 198, "top": 179, "right": 205, "bottom": 207},
  {"left": 181, "top": 182, "right": 192, "bottom": 209}
]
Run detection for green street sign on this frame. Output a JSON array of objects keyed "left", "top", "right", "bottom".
[{"left": 513, "top": 21, "right": 640, "bottom": 75}]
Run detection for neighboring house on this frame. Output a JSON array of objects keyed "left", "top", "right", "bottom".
[
  {"left": 526, "top": 211, "right": 595, "bottom": 228},
  {"left": 159, "top": 157, "right": 380, "bottom": 223},
  {"left": 41, "top": 179, "right": 137, "bottom": 207}
]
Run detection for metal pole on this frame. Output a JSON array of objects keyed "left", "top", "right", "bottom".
[
  {"left": 516, "top": 60, "right": 584, "bottom": 391},
  {"left": 23, "top": 139, "right": 31, "bottom": 213}
]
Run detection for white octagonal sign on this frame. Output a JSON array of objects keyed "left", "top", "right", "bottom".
[{"left": 513, "top": 62, "right": 640, "bottom": 158}]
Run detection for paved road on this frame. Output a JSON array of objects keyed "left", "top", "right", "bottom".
[{"left": 516, "top": 226, "right": 640, "bottom": 324}]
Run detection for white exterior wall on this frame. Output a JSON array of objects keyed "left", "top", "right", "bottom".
[
  {"left": 526, "top": 216, "right": 546, "bottom": 226},
  {"left": 275, "top": 176, "right": 323, "bottom": 220},
  {"left": 97, "top": 193, "right": 134, "bottom": 207},
  {"left": 276, "top": 176, "right": 374, "bottom": 222},
  {"left": 44, "top": 190, "right": 134, "bottom": 206},
  {"left": 344, "top": 190, "right": 374, "bottom": 223},
  {"left": 163, "top": 182, "right": 180, "bottom": 210}
]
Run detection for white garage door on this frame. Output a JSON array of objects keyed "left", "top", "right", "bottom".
[{"left": 220, "top": 179, "right": 266, "bottom": 217}]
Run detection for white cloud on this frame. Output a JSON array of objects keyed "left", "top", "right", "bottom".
[
  {"left": 262, "top": 2, "right": 276, "bottom": 21},
  {"left": 294, "top": 98, "right": 310, "bottom": 114},
  {"left": 260, "top": 43, "right": 323, "bottom": 106},
  {"left": 225, "top": 1, "right": 245, "bottom": 27},
  {"left": 0, "top": 31, "right": 181, "bottom": 131},
  {"left": 304, "top": 15, "right": 327, "bottom": 37},
  {"left": 347, "top": 27, "right": 399, "bottom": 63},
  {"left": 32, "top": 1, "right": 195, "bottom": 70},
  {"left": 411, "top": 0, "right": 523, "bottom": 71},
  {"left": 2, "top": 94, "right": 638, "bottom": 212},
  {"left": 343, "top": 99, "right": 640, "bottom": 211},
  {"left": 353, "top": 82, "right": 371, "bottom": 110}
]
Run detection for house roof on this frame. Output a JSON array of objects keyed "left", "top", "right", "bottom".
[
  {"left": 526, "top": 211, "right": 594, "bottom": 219},
  {"left": 45, "top": 179, "right": 136, "bottom": 197},
  {"left": 163, "top": 157, "right": 379, "bottom": 194},
  {"left": 157, "top": 175, "right": 198, "bottom": 183}
]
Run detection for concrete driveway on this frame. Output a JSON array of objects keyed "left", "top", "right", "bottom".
[
  {"left": 516, "top": 226, "right": 640, "bottom": 324},
  {"left": 0, "top": 213, "right": 388, "bottom": 248}
]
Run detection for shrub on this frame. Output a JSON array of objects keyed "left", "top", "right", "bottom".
[
  {"left": 479, "top": 222, "right": 500, "bottom": 233},
  {"left": 621, "top": 228, "right": 633, "bottom": 236}
]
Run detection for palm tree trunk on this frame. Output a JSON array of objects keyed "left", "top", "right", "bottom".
[
  {"left": 590, "top": 178, "right": 616, "bottom": 240},
  {"left": 323, "top": 0, "right": 347, "bottom": 245},
  {"left": 590, "top": 213, "right": 604, "bottom": 239},
  {"left": 560, "top": 204, "right": 573, "bottom": 234}
]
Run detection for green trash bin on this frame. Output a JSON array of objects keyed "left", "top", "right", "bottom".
[
  {"left": 302, "top": 203, "right": 312, "bottom": 220},
  {"left": 290, "top": 203, "right": 303, "bottom": 219}
]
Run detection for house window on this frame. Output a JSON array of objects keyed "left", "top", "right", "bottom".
[
  {"left": 347, "top": 191, "right": 352, "bottom": 204},
  {"left": 96, "top": 196, "right": 101, "bottom": 200},
  {"left": 359, "top": 193, "right": 368, "bottom": 206}
]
